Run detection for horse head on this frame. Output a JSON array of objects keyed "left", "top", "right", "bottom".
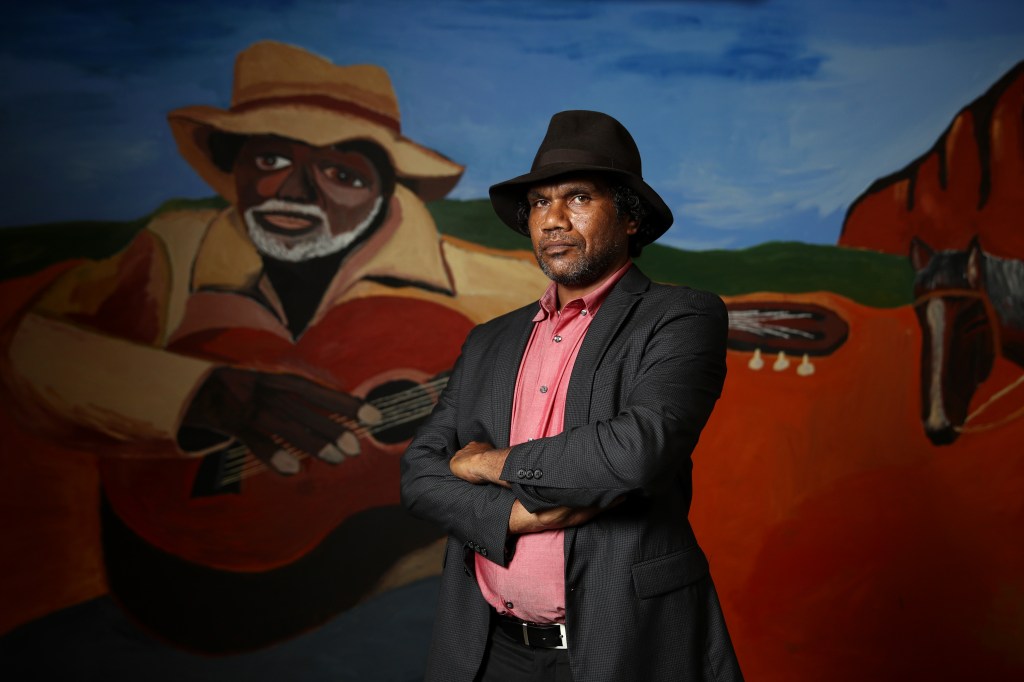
[{"left": 909, "top": 237, "right": 996, "bottom": 445}]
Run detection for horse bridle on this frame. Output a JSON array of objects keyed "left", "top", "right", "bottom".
[{"left": 912, "top": 288, "right": 1024, "bottom": 434}]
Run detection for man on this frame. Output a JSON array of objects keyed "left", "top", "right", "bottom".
[
  {"left": 2, "top": 41, "right": 545, "bottom": 651},
  {"left": 401, "top": 110, "right": 742, "bottom": 681}
]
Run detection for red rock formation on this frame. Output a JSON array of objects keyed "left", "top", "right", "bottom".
[{"left": 840, "top": 61, "right": 1024, "bottom": 259}]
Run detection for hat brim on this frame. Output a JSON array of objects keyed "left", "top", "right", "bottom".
[
  {"left": 169, "top": 104, "right": 464, "bottom": 204},
  {"left": 488, "top": 162, "right": 673, "bottom": 246}
]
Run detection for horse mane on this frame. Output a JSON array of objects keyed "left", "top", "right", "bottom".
[{"left": 985, "top": 253, "right": 1024, "bottom": 329}]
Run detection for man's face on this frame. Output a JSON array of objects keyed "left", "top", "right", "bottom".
[
  {"left": 234, "top": 136, "right": 385, "bottom": 261},
  {"left": 527, "top": 175, "right": 637, "bottom": 290}
]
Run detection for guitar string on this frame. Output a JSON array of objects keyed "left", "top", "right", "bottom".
[
  {"left": 367, "top": 376, "right": 448, "bottom": 408},
  {"left": 215, "top": 376, "right": 450, "bottom": 485}
]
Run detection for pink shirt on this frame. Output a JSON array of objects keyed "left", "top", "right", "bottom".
[{"left": 475, "top": 262, "right": 632, "bottom": 624}]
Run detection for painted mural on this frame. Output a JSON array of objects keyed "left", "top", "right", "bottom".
[{"left": 1, "top": 1, "right": 1023, "bottom": 680}]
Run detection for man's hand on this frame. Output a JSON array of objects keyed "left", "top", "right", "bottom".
[
  {"left": 181, "top": 367, "right": 381, "bottom": 475},
  {"left": 450, "top": 441, "right": 511, "bottom": 486},
  {"left": 508, "top": 499, "right": 607, "bottom": 534}
]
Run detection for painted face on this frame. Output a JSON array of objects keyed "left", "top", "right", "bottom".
[
  {"left": 234, "top": 136, "right": 385, "bottom": 261},
  {"left": 527, "top": 175, "right": 637, "bottom": 291}
]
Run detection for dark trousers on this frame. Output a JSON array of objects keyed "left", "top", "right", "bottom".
[{"left": 474, "top": 616, "right": 573, "bottom": 682}]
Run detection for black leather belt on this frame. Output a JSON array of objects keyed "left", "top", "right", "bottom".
[{"left": 496, "top": 615, "right": 567, "bottom": 649}]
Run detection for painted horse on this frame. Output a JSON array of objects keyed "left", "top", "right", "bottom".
[{"left": 909, "top": 237, "right": 1024, "bottom": 445}]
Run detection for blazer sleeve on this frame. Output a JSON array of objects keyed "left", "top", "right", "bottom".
[
  {"left": 400, "top": 328, "right": 518, "bottom": 567},
  {"left": 501, "top": 290, "right": 728, "bottom": 512}
]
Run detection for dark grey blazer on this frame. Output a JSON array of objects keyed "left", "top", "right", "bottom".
[{"left": 401, "top": 266, "right": 743, "bottom": 681}]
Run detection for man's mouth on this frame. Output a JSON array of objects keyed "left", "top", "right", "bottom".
[
  {"left": 255, "top": 211, "right": 322, "bottom": 236},
  {"left": 541, "top": 241, "right": 580, "bottom": 256}
]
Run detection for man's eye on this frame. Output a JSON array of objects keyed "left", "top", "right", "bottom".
[
  {"left": 254, "top": 154, "right": 291, "bottom": 171},
  {"left": 571, "top": 194, "right": 589, "bottom": 204},
  {"left": 325, "top": 167, "right": 367, "bottom": 187}
]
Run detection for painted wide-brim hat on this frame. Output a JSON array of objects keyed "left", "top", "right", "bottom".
[
  {"left": 168, "top": 41, "right": 464, "bottom": 205},
  {"left": 488, "top": 110, "right": 673, "bottom": 245}
]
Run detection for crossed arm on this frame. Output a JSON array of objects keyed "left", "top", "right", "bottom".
[
  {"left": 450, "top": 441, "right": 606, "bottom": 534},
  {"left": 400, "top": 293, "right": 728, "bottom": 565}
]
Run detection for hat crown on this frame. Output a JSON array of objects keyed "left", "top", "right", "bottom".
[
  {"left": 487, "top": 109, "right": 673, "bottom": 244},
  {"left": 531, "top": 110, "right": 643, "bottom": 177},
  {"left": 230, "top": 41, "right": 401, "bottom": 131}
]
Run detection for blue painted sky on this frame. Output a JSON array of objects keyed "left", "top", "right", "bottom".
[{"left": 2, "top": 0, "right": 1022, "bottom": 249}]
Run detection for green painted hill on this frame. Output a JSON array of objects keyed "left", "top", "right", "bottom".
[
  {"left": 431, "top": 199, "right": 913, "bottom": 307},
  {"left": 0, "top": 197, "right": 913, "bottom": 307}
]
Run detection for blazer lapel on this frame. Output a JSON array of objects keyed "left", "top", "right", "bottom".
[
  {"left": 563, "top": 266, "right": 650, "bottom": 570},
  {"left": 564, "top": 266, "right": 650, "bottom": 429},
  {"left": 491, "top": 305, "right": 539, "bottom": 448}
]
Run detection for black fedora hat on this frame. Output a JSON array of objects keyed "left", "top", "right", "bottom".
[{"left": 488, "top": 110, "right": 673, "bottom": 245}]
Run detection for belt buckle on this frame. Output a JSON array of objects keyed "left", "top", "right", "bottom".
[
  {"left": 554, "top": 623, "right": 567, "bottom": 649},
  {"left": 522, "top": 622, "right": 567, "bottom": 649}
]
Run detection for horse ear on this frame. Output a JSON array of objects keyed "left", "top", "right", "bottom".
[
  {"left": 966, "top": 237, "right": 984, "bottom": 288},
  {"left": 909, "top": 237, "right": 933, "bottom": 271}
]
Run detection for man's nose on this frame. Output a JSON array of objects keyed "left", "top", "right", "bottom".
[
  {"left": 277, "top": 163, "right": 318, "bottom": 203},
  {"left": 541, "top": 201, "right": 570, "bottom": 231}
]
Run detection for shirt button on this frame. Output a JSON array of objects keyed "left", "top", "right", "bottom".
[
  {"left": 505, "top": 601, "right": 514, "bottom": 610},
  {"left": 539, "top": 385, "right": 548, "bottom": 393},
  {"left": 553, "top": 335, "right": 562, "bottom": 343},
  {"left": 581, "top": 309, "right": 588, "bottom": 316}
]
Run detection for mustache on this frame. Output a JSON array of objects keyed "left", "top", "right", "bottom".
[
  {"left": 247, "top": 198, "right": 327, "bottom": 222},
  {"left": 537, "top": 236, "right": 584, "bottom": 249}
]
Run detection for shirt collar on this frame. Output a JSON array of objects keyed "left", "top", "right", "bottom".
[{"left": 532, "top": 261, "right": 634, "bottom": 322}]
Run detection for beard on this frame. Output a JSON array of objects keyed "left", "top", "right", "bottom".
[
  {"left": 534, "top": 231, "right": 628, "bottom": 289},
  {"left": 244, "top": 197, "right": 383, "bottom": 263}
]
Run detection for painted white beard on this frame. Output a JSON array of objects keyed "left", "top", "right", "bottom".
[{"left": 244, "top": 197, "right": 384, "bottom": 262}]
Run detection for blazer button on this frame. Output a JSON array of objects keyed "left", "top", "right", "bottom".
[
  {"left": 517, "top": 469, "right": 526, "bottom": 478},
  {"left": 533, "top": 469, "right": 543, "bottom": 479},
  {"left": 480, "top": 548, "right": 488, "bottom": 556},
  {"left": 524, "top": 470, "right": 534, "bottom": 479}
]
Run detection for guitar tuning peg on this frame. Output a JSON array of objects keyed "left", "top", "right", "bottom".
[
  {"left": 797, "top": 353, "right": 815, "bottom": 377},
  {"left": 772, "top": 350, "right": 790, "bottom": 372}
]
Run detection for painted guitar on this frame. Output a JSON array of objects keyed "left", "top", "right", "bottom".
[{"left": 98, "top": 295, "right": 474, "bottom": 573}]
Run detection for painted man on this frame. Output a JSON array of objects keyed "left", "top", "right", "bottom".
[
  {"left": 402, "top": 110, "right": 743, "bottom": 681},
  {"left": 2, "top": 41, "right": 545, "bottom": 651}
]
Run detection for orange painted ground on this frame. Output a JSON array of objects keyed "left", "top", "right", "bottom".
[
  {"left": 1, "top": 275, "right": 1022, "bottom": 678},
  {"left": 693, "top": 292, "right": 1024, "bottom": 679}
]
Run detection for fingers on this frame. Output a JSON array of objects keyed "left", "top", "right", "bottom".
[
  {"left": 253, "top": 373, "right": 383, "bottom": 469},
  {"left": 255, "top": 408, "right": 358, "bottom": 468},
  {"left": 222, "top": 371, "right": 392, "bottom": 475},
  {"left": 238, "top": 427, "right": 303, "bottom": 476},
  {"left": 357, "top": 402, "right": 383, "bottom": 425},
  {"left": 274, "top": 398, "right": 364, "bottom": 457},
  {"left": 261, "top": 372, "right": 369, "bottom": 420},
  {"left": 534, "top": 505, "right": 603, "bottom": 530}
]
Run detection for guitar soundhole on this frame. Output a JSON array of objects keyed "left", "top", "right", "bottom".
[{"left": 366, "top": 379, "right": 434, "bottom": 445}]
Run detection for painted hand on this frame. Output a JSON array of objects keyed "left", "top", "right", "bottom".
[{"left": 181, "top": 367, "right": 382, "bottom": 475}]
